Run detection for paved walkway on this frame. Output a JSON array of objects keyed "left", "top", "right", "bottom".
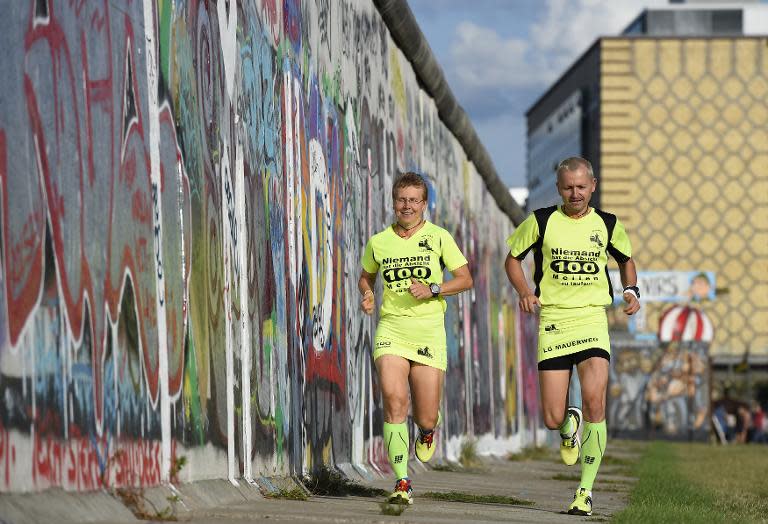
[{"left": 1, "top": 442, "right": 643, "bottom": 523}]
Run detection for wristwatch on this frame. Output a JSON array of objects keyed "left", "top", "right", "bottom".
[
  {"left": 429, "top": 283, "right": 441, "bottom": 297},
  {"left": 623, "top": 285, "right": 640, "bottom": 299}
]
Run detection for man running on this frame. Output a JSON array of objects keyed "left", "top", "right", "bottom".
[{"left": 504, "top": 157, "right": 640, "bottom": 516}]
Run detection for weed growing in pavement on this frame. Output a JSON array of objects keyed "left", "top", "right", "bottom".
[
  {"left": 422, "top": 491, "right": 534, "bottom": 506},
  {"left": 599, "top": 478, "right": 634, "bottom": 486},
  {"left": 507, "top": 446, "right": 555, "bottom": 462},
  {"left": 378, "top": 500, "right": 409, "bottom": 515},
  {"left": 459, "top": 438, "right": 484, "bottom": 470},
  {"left": 115, "top": 487, "right": 180, "bottom": 521},
  {"left": 431, "top": 462, "right": 462, "bottom": 472},
  {"left": 111, "top": 452, "right": 188, "bottom": 521},
  {"left": 596, "top": 485, "right": 630, "bottom": 493},
  {"left": 602, "top": 465, "right": 634, "bottom": 477},
  {"left": 600, "top": 454, "right": 635, "bottom": 467},
  {"left": 551, "top": 473, "right": 581, "bottom": 482},
  {"left": 304, "top": 466, "right": 387, "bottom": 498},
  {"left": 169, "top": 455, "right": 187, "bottom": 484},
  {"left": 264, "top": 488, "right": 309, "bottom": 501}
]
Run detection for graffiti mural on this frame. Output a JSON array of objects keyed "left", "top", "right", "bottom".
[
  {"left": 0, "top": 0, "right": 535, "bottom": 493},
  {"left": 609, "top": 305, "right": 713, "bottom": 440}
]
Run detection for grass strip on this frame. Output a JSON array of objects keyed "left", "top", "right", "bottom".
[
  {"left": 422, "top": 491, "right": 534, "bottom": 506},
  {"left": 677, "top": 443, "right": 768, "bottom": 522},
  {"left": 613, "top": 441, "right": 721, "bottom": 523}
]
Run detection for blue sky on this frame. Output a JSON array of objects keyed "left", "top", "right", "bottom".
[{"left": 408, "top": 0, "right": 675, "bottom": 187}]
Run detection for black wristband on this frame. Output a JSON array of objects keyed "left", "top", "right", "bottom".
[{"left": 623, "top": 285, "right": 640, "bottom": 299}]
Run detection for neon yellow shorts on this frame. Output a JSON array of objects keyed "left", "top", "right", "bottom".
[
  {"left": 373, "top": 337, "right": 447, "bottom": 370},
  {"left": 538, "top": 306, "right": 610, "bottom": 363},
  {"left": 373, "top": 315, "right": 447, "bottom": 371}
]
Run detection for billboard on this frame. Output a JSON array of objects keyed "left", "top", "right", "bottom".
[{"left": 608, "top": 270, "right": 716, "bottom": 304}]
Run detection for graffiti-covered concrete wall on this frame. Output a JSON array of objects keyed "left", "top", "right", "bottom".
[{"left": 0, "top": 0, "right": 534, "bottom": 492}]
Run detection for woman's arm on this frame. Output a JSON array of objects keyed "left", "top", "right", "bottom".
[
  {"left": 408, "top": 264, "right": 473, "bottom": 299},
  {"left": 358, "top": 270, "right": 377, "bottom": 315},
  {"left": 438, "top": 264, "right": 473, "bottom": 296}
]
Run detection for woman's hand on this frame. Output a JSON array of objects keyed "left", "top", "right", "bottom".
[
  {"left": 361, "top": 290, "right": 375, "bottom": 315},
  {"left": 409, "top": 280, "right": 433, "bottom": 300},
  {"left": 358, "top": 271, "right": 377, "bottom": 315}
]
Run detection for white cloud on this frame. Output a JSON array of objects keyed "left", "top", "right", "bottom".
[
  {"left": 532, "top": 0, "right": 668, "bottom": 58},
  {"left": 450, "top": 1, "right": 670, "bottom": 92},
  {"left": 451, "top": 22, "right": 547, "bottom": 89},
  {"left": 439, "top": 0, "right": 672, "bottom": 186}
]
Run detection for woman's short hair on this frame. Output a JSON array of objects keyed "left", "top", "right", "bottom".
[{"left": 392, "top": 172, "right": 428, "bottom": 201}]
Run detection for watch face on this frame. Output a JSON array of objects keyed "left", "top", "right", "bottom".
[{"left": 430, "top": 283, "right": 440, "bottom": 294}]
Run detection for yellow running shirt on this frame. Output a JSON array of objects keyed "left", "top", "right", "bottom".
[
  {"left": 361, "top": 221, "right": 468, "bottom": 368},
  {"left": 506, "top": 206, "right": 633, "bottom": 362},
  {"left": 506, "top": 206, "right": 631, "bottom": 308}
]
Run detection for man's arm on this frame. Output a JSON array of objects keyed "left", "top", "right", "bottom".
[
  {"left": 505, "top": 254, "right": 540, "bottom": 314},
  {"left": 618, "top": 258, "right": 640, "bottom": 315}
]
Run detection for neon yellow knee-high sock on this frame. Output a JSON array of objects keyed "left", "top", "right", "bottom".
[
  {"left": 384, "top": 422, "right": 409, "bottom": 479},
  {"left": 558, "top": 411, "right": 576, "bottom": 437},
  {"left": 580, "top": 419, "right": 606, "bottom": 490}
]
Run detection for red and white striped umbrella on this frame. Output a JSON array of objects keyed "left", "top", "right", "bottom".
[{"left": 658, "top": 305, "right": 713, "bottom": 342}]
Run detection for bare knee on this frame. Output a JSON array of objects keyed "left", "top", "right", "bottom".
[
  {"left": 414, "top": 411, "right": 439, "bottom": 430},
  {"left": 583, "top": 398, "right": 605, "bottom": 422},
  {"left": 543, "top": 407, "right": 567, "bottom": 430},
  {"left": 382, "top": 393, "right": 409, "bottom": 422}
]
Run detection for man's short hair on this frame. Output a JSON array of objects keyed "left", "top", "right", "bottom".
[
  {"left": 556, "top": 157, "right": 594, "bottom": 179},
  {"left": 392, "top": 172, "right": 428, "bottom": 201}
]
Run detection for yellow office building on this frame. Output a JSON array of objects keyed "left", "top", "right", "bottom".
[{"left": 601, "top": 37, "right": 767, "bottom": 360}]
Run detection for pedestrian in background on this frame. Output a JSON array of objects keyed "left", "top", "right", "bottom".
[
  {"left": 505, "top": 157, "right": 640, "bottom": 516},
  {"left": 359, "top": 172, "right": 473, "bottom": 505},
  {"left": 748, "top": 400, "right": 765, "bottom": 443}
]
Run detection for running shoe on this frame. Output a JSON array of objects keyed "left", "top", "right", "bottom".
[
  {"left": 560, "top": 406, "right": 582, "bottom": 466},
  {"left": 388, "top": 477, "right": 413, "bottom": 505},
  {"left": 415, "top": 411, "right": 441, "bottom": 463},
  {"left": 567, "top": 487, "right": 592, "bottom": 516}
]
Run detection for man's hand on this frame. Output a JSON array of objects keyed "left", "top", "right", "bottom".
[
  {"left": 409, "top": 280, "right": 433, "bottom": 300},
  {"left": 623, "top": 291, "right": 640, "bottom": 315},
  {"left": 519, "top": 293, "right": 541, "bottom": 314},
  {"left": 361, "top": 290, "right": 375, "bottom": 315}
]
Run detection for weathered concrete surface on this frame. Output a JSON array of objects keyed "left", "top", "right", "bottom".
[{"left": 0, "top": 442, "right": 642, "bottom": 523}]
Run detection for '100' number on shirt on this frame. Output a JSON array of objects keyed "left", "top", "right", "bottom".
[
  {"left": 550, "top": 260, "right": 599, "bottom": 275},
  {"left": 383, "top": 266, "right": 432, "bottom": 282}
]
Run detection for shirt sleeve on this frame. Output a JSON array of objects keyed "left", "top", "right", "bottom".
[
  {"left": 440, "top": 230, "right": 469, "bottom": 272},
  {"left": 608, "top": 218, "right": 632, "bottom": 263},
  {"left": 506, "top": 214, "right": 540, "bottom": 259},
  {"left": 360, "top": 238, "right": 379, "bottom": 274}
]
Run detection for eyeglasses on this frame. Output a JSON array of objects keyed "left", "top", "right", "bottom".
[{"left": 394, "top": 197, "right": 424, "bottom": 206}]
